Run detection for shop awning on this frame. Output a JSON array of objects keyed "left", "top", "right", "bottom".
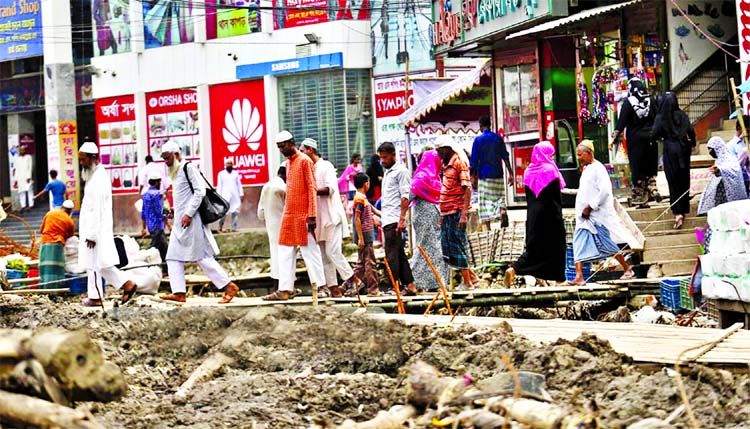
[
  {"left": 506, "top": 0, "right": 642, "bottom": 40},
  {"left": 399, "top": 58, "right": 492, "bottom": 128}
]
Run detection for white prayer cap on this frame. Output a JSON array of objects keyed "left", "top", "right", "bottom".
[
  {"left": 434, "top": 135, "right": 454, "bottom": 148},
  {"left": 79, "top": 142, "right": 99, "bottom": 154},
  {"left": 62, "top": 200, "right": 74, "bottom": 209},
  {"left": 149, "top": 172, "right": 162, "bottom": 181},
  {"left": 161, "top": 140, "right": 180, "bottom": 154},
  {"left": 275, "top": 130, "right": 294, "bottom": 143},
  {"left": 300, "top": 138, "right": 317, "bottom": 149}
]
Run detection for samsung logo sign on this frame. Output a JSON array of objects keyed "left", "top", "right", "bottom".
[{"left": 236, "top": 53, "right": 344, "bottom": 79}]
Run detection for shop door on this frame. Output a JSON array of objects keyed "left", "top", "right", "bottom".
[{"left": 555, "top": 119, "right": 579, "bottom": 207}]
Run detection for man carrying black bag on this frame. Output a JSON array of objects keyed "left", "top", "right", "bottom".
[{"left": 158, "top": 141, "right": 239, "bottom": 304}]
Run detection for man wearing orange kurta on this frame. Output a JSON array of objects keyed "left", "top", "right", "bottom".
[
  {"left": 39, "top": 200, "right": 76, "bottom": 286},
  {"left": 263, "top": 131, "right": 325, "bottom": 301}
]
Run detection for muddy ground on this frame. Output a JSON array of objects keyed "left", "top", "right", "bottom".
[{"left": 1, "top": 295, "right": 749, "bottom": 429}]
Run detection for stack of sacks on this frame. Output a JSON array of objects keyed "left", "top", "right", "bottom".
[
  {"left": 64, "top": 236, "right": 84, "bottom": 274},
  {"left": 701, "top": 200, "right": 750, "bottom": 302}
]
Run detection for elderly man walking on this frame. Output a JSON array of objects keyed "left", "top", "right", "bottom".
[
  {"left": 159, "top": 141, "right": 240, "bottom": 303},
  {"left": 300, "top": 138, "right": 356, "bottom": 298},
  {"left": 378, "top": 142, "right": 418, "bottom": 295},
  {"left": 263, "top": 131, "right": 325, "bottom": 301},
  {"left": 217, "top": 160, "right": 243, "bottom": 232},
  {"left": 258, "top": 166, "right": 287, "bottom": 289},
  {"left": 39, "top": 200, "right": 76, "bottom": 286},
  {"left": 77, "top": 142, "right": 138, "bottom": 307},
  {"left": 435, "top": 135, "right": 479, "bottom": 289},
  {"left": 13, "top": 145, "right": 34, "bottom": 212},
  {"left": 571, "top": 140, "right": 635, "bottom": 285}
]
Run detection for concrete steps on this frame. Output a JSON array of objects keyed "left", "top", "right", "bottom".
[
  {"left": 642, "top": 231, "right": 698, "bottom": 248},
  {"left": 643, "top": 244, "right": 701, "bottom": 262},
  {"left": 635, "top": 217, "right": 706, "bottom": 234},
  {"left": 646, "top": 258, "right": 696, "bottom": 277},
  {"left": 0, "top": 203, "right": 50, "bottom": 245}
]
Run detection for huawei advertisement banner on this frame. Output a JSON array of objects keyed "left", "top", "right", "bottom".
[
  {"left": 209, "top": 81, "right": 269, "bottom": 186},
  {"left": 145, "top": 88, "right": 200, "bottom": 165},
  {"left": 95, "top": 95, "right": 138, "bottom": 194}
]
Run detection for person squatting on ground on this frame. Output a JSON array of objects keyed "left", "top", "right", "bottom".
[
  {"left": 13, "top": 145, "right": 34, "bottom": 212},
  {"left": 612, "top": 78, "right": 661, "bottom": 207},
  {"left": 571, "top": 140, "right": 634, "bottom": 285},
  {"left": 77, "top": 142, "right": 138, "bottom": 307},
  {"left": 141, "top": 173, "right": 168, "bottom": 264},
  {"left": 257, "top": 166, "right": 287, "bottom": 289},
  {"left": 217, "top": 160, "right": 244, "bottom": 233},
  {"left": 435, "top": 135, "right": 478, "bottom": 290},
  {"left": 34, "top": 170, "right": 67, "bottom": 209},
  {"left": 158, "top": 141, "right": 239, "bottom": 304},
  {"left": 505, "top": 141, "right": 567, "bottom": 286},
  {"left": 378, "top": 142, "right": 419, "bottom": 295},
  {"left": 351, "top": 173, "right": 381, "bottom": 296},
  {"left": 39, "top": 199, "right": 76, "bottom": 285},
  {"left": 263, "top": 131, "right": 325, "bottom": 301},
  {"left": 470, "top": 115, "right": 513, "bottom": 230},
  {"left": 300, "top": 138, "right": 358, "bottom": 298}
]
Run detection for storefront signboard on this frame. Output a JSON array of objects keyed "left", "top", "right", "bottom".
[
  {"left": 95, "top": 95, "right": 138, "bottom": 194},
  {"left": 0, "top": 0, "right": 42, "bottom": 61},
  {"left": 206, "top": 0, "right": 261, "bottom": 39},
  {"left": 272, "top": 0, "right": 370, "bottom": 30},
  {"left": 738, "top": 0, "right": 750, "bottom": 112},
  {"left": 46, "top": 121, "right": 81, "bottom": 208},
  {"left": 236, "top": 52, "right": 343, "bottom": 79},
  {"left": 432, "top": 0, "right": 567, "bottom": 54},
  {"left": 145, "top": 88, "right": 200, "bottom": 167},
  {"left": 209, "top": 80, "right": 269, "bottom": 186},
  {"left": 374, "top": 73, "right": 437, "bottom": 153}
]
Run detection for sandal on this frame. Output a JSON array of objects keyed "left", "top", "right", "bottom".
[
  {"left": 160, "top": 293, "right": 186, "bottom": 303},
  {"left": 317, "top": 287, "right": 331, "bottom": 298},
  {"left": 619, "top": 270, "right": 636, "bottom": 280},
  {"left": 121, "top": 281, "right": 138, "bottom": 305},
  {"left": 218, "top": 283, "right": 240, "bottom": 304},
  {"left": 673, "top": 215, "right": 684, "bottom": 230},
  {"left": 81, "top": 298, "right": 103, "bottom": 307},
  {"left": 262, "top": 290, "right": 291, "bottom": 301}
]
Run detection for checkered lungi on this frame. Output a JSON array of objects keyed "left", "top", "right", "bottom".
[
  {"left": 478, "top": 178, "right": 505, "bottom": 222},
  {"left": 39, "top": 243, "right": 65, "bottom": 287},
  {"left": 441, "top": 212, "right": 470, "bottom": 269}
]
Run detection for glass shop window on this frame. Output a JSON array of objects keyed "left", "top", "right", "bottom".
[{"left": 502, "top": 64, "right": 538, "bottom": 134}]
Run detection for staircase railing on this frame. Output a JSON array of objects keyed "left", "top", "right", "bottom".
[{"left": 681, "top": 70, "right": 730, "bottom": 125}]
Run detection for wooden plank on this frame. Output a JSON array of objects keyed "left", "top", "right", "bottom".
[
  {"left": 0, "top": 288, "right": 69, "bottom": 295},
  {"left": 686, "top": 323, "right": 744, "bottom": 362}
]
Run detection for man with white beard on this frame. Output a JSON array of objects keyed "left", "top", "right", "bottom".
[
  {"left": 159, "top": 141, "right": 240, "bottom": 303},
  {"left": 78, "top": 142, "right": 138, "bottom": 307}
]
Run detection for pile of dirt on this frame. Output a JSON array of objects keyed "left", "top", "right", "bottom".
[{"left": 0, "top": 297, "right": 748, "bottom": 428}]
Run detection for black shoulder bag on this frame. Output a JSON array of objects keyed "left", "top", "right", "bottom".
[{"left": 183, "top": 162, "right": 230, "bottom": 225}]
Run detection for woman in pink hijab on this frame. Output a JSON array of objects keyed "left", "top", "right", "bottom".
[
  {"left": 505, "top": 141, "right": 567, "bottom": 285},
  {"left": 408, "top": 149, "right": 450, "bottom": 291}
]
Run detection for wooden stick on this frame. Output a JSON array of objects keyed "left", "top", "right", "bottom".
[
  {"left": 423, "top": 291, "right": 441, "bottom": 316},
  {"left": 417, "top": 245, "right": 452, "bottom": 316},
  {"left": 382, "top": 257, "right": 405, "bottom": 314},
  {"left": 0, "top": 389, "right": 103, "bottom": 429}
]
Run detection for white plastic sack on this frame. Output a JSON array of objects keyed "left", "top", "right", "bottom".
[
  {"left": 631, "top": 306, "right": 659, "bottom": 323},
  {"left": 64, "top": 236, "right": 85, "bottom": 274}
]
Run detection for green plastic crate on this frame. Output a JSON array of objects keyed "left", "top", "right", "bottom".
[{"left": 679, "top": 277, "right": 695, "bottom": 310}]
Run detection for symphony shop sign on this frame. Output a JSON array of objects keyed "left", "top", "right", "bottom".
[{"left": 431, "top": 0, "right": 567, "bottom": 53}]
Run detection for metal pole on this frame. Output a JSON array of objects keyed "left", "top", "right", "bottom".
[{"left": 403, "top": 57, "right": 415, "bottom": 255}]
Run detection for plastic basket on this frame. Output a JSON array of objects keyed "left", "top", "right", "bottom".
[
  {"left": 6, "top": 269, "right": 24, "bottom": 280},
  {"left": 67, "top": 274, "right": 104, "bottom": 296},
  {"left": 27, "top": 268, "right": 39, "bottom": 287},
  {"left": 659, "top": 278, "right": 682, "bottom": 310},
  {"left": 679, "top": 277, "right": 695, "bottom": 310}
]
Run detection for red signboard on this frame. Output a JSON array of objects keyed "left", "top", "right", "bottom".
[
  {"left": 146, "top": 88, "right": 200, "bottom": 162},
  {"left": 375, "top": 90, "right": 414, "bottom": 118},
  {"left": 209, "top": 80, "right": 269, "bottom": 186},
  {"left": 95, "top": 95, "right": 138, "bottom": 194}
]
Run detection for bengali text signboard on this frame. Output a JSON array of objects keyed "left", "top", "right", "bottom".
[{"left": 0, "top": 0, "right": 43, "bottom": 61}]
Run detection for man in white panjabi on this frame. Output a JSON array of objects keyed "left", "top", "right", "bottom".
[
  {"left": 158, "top": 141, "right": 240, "bottom": 304},
  {"left": 300, "top": 138, "right": 357, "bottom": 298},
  {"left": 216, "top": 159, "right": 244, "bottom": 233},
  {"left": 257, "top": 166, "right": 287, "bottom": 288},
  {"left": 77, "top": 142, "right": 138, "bottom": 307},
  {"left": 13, "top": 145, "right": 34, "bottom": 212},
  {"left": 571, "top": 140, "right": 635, "bottom": 285}
]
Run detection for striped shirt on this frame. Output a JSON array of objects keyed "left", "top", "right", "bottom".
[
  {"left": 353, "top": 191, "right": 374, "bottom": 233},
  {"left": 440, "top": 153, "right": 471, "bottom": 216}
]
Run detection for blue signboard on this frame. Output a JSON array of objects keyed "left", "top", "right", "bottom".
[
  {"left": 0, "top": 0, "right": 43, "bottom": 61},
  {"left": 236, "top": 52, "right": 344, "bottom": 79}
]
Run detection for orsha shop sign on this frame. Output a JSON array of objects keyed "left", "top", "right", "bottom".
[{"left": 432, "top": 0, "right": 566, "bottom": 50}]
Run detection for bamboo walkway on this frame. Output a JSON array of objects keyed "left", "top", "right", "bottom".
[{"left": 369, "top": 314, "right": 750, "bottom": 366}]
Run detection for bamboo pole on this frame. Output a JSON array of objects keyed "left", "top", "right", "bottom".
[
  {"left": 417, "top": 245, "right": 452, "bottom": 316},
  {"left": 383, "top": 257, "right": 405, "bottom": 314}
]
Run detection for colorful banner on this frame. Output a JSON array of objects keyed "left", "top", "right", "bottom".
[
  {"left": 95, "top": 95, "right": 138, "bottom": 194},
  {"left": 47, "top": 121, "right": 81, "bottom": 208},
  {"left": 209, "top": 80, "right": 269, "bottom": 186},
  {"left": 374, "top": 73, "right": 436, "bottom": 150},
  {"left": 370, "top": 0, "right": 434, "bottom": 76},
  {"left": 273, "top": 0, "right": 369, "bottom": 30},
  {"left": 143, "top": 0, "right": 195, "bottom": 48},
  {"left": 0, "top": 0, "right": 43, "bottom": 61},
  {"left": 738, "top": 0, "right": 750, "bottom": 112},
  {"left": 91, "top": 0, "right": 131, "bottom": 56},
  {"left": 146, "top": 88, "right": 200, "bottom": 165},
  {"left": 209, "top": 0, "right": 261, "bottom": 38}
]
